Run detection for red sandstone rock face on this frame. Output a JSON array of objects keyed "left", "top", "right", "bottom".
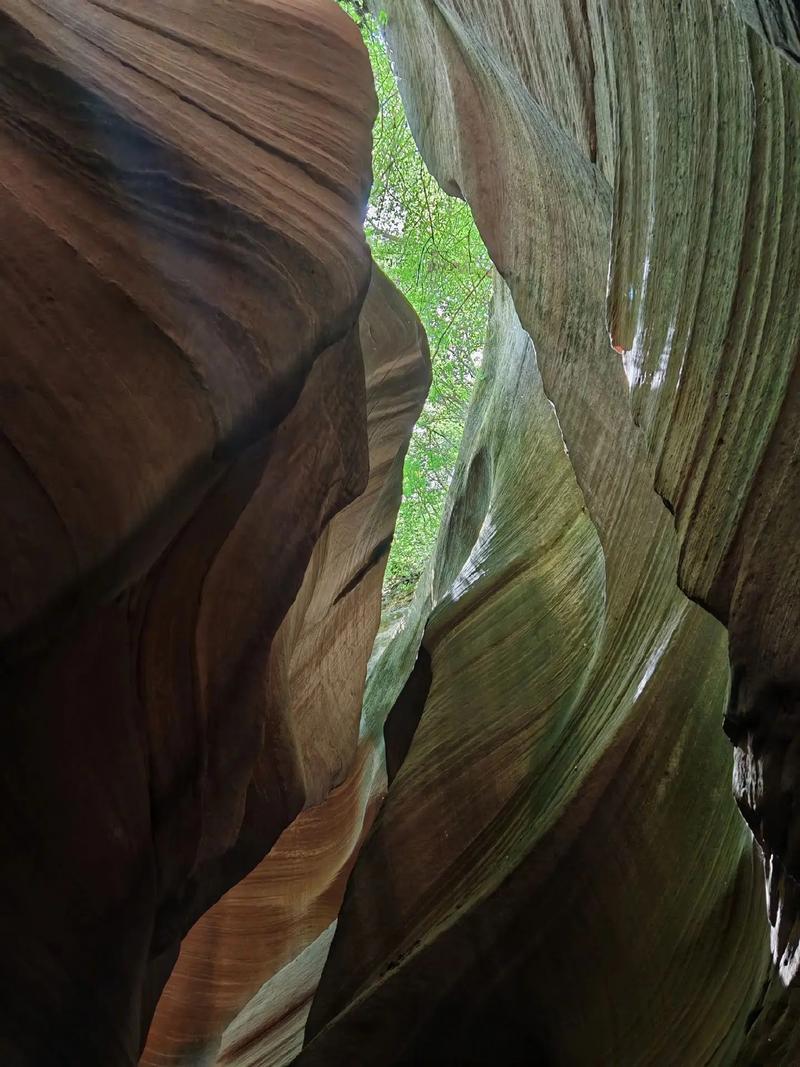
[
  {"left": 0, "top": 2, "right": 395, "bottom": 1062},
  {"left": 140, "top": 270, "right": 430, "bottom": 1067}
]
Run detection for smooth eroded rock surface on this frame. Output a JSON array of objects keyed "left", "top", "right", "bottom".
[
  {"left": 0, "top": 1, "right": 389, "bottom": 1062},
  {"left": 2, "top": 0, "right": 799, "bottom": 1062},
  {"left": 301, "top": 275, "right": 769, "bottom": 1066},
  {"left": 141, "top": 269, "right": 430, "bottom": 1066},
  {"left": 298, "top": 0, "right": 800, "bottom": 1061}
]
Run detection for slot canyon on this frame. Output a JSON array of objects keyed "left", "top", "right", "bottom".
[{"left": 0, "top": 0, "right": 799, "bottom": 1063}]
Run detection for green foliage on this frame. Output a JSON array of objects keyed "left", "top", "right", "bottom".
[{"left": 338, "top": 2, "right": 491, "bottom": 601}]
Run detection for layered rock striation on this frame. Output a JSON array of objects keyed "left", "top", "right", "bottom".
[
  {"left": 141, "top": 269, "right": 429, "bottom": 1067},
  {"left": 301, "top": 273, "right": 768, "bottom": 1065},
  {"left": 299, "top": 0, "right": 800, "bottom": 1062},
  {"left": 2, "top": 0, "right": 800, "bottom": 1063},
  {"left": 0, "top": 1, "right": 414, "bottom": 1062},
  {"left": 735, "top": 0, "right": 800, "bottom": 64}
]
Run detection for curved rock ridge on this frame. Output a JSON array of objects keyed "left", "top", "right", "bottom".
[
  {"left": 295, "top": 0, "right": 800, "bottom": 1059},
  {"left": 300, "top": 273, "right": 769, "bottom": 1064},
  {"left": 141, "top": 269, "right": 430, "bottom": 1066},
  {"left": 364, "top": 0, "right": 800, "bottom": 764},
  {"left": 325, "top": 0, "right": 800, "bottom": 1045},
  {"left": 0, "top": 1, "right": 387, "bottom": 1062}
]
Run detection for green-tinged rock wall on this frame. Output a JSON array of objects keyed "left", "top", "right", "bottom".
[
  {"left": 299, "top": 0, "right": 800, "bottom": 1061},
  {"left": 302, "top": 274, "right": 769, "bottom": 1065}
]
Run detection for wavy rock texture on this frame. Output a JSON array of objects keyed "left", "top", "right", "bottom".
[
  {"left": 301, "top": 274, "right": 768, "bottom": 1065},
  {"left": 3, "top": 0, "right": 799, "bottom": 1062},
  {"left": 141, "top": 269, "right": 430, "bottom": 1067},
  {"left": 297, "top": 0, "right": 800, "bottom": 1061},
  {"left": 0, "top": 1, "right": 388, "bottom": 1062}
]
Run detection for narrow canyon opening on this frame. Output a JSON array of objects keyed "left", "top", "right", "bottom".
[
  {"left": 340, "top": 2, "right": 492, "bottom": 622},
  {"left": 1, "top": 1, "right": 799, "bottom": 1064}
]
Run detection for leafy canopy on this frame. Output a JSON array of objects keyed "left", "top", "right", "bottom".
[{"left": 338, "top": 2, "right": 491, "bottom": 603}]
